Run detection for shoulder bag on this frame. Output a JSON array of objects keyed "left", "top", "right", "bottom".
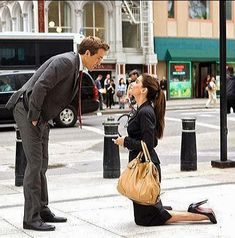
[{"left": 117, "top": 141, "right": 160, "bottom": 205}]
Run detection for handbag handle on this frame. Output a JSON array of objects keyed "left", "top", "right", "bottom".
[{"left": 141, "top": 141, "right": 151, "bottom": 162}]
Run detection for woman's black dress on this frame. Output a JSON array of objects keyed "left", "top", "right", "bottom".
[{"left": 123, "top": 101, "right": 172, "bottom": 226}]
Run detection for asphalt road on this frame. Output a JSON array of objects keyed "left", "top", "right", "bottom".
[{"left": 1, "top": 108, "right": 235, "bottom": 179}]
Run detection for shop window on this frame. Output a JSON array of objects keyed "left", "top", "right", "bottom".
[
  {"left": 48, "top": 1, "right": 72, "bottom": 33},
  {"left": 83, "top": 2, "right": 105, "bottom": 41},
  {"left": 226, "top": 0, "right": 232, "bottom": 20},
  {"left": 189, "top": 1, "right": 210, "bottom": 20},
  {"left": 168, "top": 0, "right": 175, "bottom": 18}
]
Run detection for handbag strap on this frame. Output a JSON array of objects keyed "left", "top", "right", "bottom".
[{"left": 141, "top": 141, "right": 151, "bottom": 162}]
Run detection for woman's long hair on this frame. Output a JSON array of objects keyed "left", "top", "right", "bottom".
[{"left": 142, "top": 73, "right": 166, "bottom": 139}]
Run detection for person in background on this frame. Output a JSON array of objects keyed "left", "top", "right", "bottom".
[
  {"left": 6, "top": 36, "right": 109, "bottom": 232},
  {"left": 204, "top": 74, "right": 211, "bottom": 98},
  {"left": 104, "top": 73, "right": 111, "bottom": 87},
  {"left": 126, "top": 69, "right": 139, "bottom": 107},
  {"left": 160, "top": 76, "right": 167, "bottom": 99},
  {"left": 117, "top": 78, "right": 127, "bottom": 109},
  {"left": 0, "top": 77, "right": 13, "bottom": 92},
  {"left": 226, "top": 66, "right": 235, "bottom": 113},
  {"left": 95, "top": 74, "right": 104, "bottom": 110},
  {"left": 113, "top": 73, "right": 217, "bottom": 226},
  {"left": 105, "top": 78, "right": 115, "bottom": 109},
  {"left": 205, "top": 76, "right": 217, "bottom": 108},
  {"left": 103, "top": 73, "right": 111, "bottom": 104}
]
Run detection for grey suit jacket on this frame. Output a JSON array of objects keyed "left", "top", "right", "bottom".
[{"left": 6, "top": 52, "right": 80, "bottom": 122}]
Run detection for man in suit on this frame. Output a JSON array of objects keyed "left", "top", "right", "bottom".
[{"left": 6, "top": 36, "right": 109, "bottom": 231}]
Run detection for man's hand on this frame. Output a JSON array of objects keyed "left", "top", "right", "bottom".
[{"left": 32, "top": 121, "right": 38, "bottom": 126}]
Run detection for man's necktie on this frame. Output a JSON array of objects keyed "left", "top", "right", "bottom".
[{"left": 77, "top": 71, "right": 83, "bottom": 128}]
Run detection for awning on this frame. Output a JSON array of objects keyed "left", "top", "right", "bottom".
[
  {"left": 155, "top": 37, "right": 235, "bottom": 62},
  {"left": 166, "top": 48, "right": 219, "bottom": 62}
]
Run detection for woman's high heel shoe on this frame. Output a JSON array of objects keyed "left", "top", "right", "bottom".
[
  {"left": 188, "top": 199, "right": 208, "bottom": 210},
  {"left": 188, "top": 200, "right": 217, "bottom": 224}
]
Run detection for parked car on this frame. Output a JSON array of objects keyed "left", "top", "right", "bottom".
[{"left": 0, "top": 70, "right": 99, "bottom": 127}]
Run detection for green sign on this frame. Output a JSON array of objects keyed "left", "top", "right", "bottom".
[{"left": 168, "top": 61, "right": 192, "bottom": 99}]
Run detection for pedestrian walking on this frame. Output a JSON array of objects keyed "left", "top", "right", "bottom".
[
  {"left": 113, "top": 73, "right": 217, "bottom": 226},
  {"left": 205, "top": 76, "right": 217, "bottom": 108},
  {"left": 6, "top": 36, "right": 109, "bottom": 231}
]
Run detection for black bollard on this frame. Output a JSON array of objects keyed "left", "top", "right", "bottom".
[
  {"left": 180, "top": 118, "right": 197, "bottom": 171},
  {"left": 14, "top": 126, "right": 27, "bottom": 186},
  {"left": 102, "top": 117, "right": 120, "bottom": 178}
]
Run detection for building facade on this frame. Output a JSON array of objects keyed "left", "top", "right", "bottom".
[
  {"left": 154, "top": 0, "right": 235, "bottom": 99},
  {"left": 0, "top": 0, "right": 157, "bottom": 86}
]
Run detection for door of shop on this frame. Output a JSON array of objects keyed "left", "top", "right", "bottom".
[{"left": 198, "top": 63, "right": 211, "bottom": 98}]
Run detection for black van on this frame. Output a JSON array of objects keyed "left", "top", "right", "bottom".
[{"left": 0, "top": 70, "right": 99, "bottom": 127}]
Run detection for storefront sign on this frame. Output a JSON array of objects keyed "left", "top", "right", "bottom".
[
  {"left": 94, "top": 63, "right": 116, "bottom": 70},
  {"left": 168, "top": 61, "right": 192, "bottom": 99}
]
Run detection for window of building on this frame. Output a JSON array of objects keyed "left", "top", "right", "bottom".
[
  {"left": 30, "top": 3, "right": 35, "bottom": 32},
  {"left": 226, "top": 0, "right": 232, "bottom": 20},
  {"left": 14, "top": 3, "right": 23, "bottom": 31},
  {"left": 4, "top": 8, "right": 12, "bottom": 31},
  {"left": 83, "top": 2, "right": 105, "bottom": 41},
  {"left": 168, "top": 0, "right": 175, "bottom": 18},
  {"left": 122, "top": 1, "right": 141, "bottom": 48},
  {"left": 189, "top": 1, "right": 210, "bottom": 20},
  {"left": 48, "top": 1, "right": 72, "bottom": 33}
]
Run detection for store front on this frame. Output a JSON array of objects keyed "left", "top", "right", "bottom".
[{"left": 155, "top": 37, "right": 235, "bottom": 99}]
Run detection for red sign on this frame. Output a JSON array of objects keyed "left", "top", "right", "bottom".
[
  {"left": 94, "top": 64, "right": 116, "bottom": 70},
  {"left": 174, "top": 65, "right": 185, "bottom": 72},
  {"left": 38, "top": 0, "right": 45, "bottom": 32}
]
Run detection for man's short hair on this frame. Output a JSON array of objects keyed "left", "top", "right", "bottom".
[
  {"left": 227, "top": 66, "right": 234, "bottom": 75},
  {"left": 78, "top": 36, "right": 110, "bottom": 56},
  {"left": 129, "top": 69, "right": 139, "bottom": 77}
]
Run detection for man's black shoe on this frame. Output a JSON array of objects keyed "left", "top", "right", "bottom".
[
  {"left": 23, "top": 220, "right": 55, "bottom": 231},
  {"left": 41, "top": 212, "right": 67, "bottom": 223}
]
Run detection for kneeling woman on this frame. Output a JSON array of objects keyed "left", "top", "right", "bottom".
[{"left": 113, "top": 73, "right": 216, "bottom": 226}]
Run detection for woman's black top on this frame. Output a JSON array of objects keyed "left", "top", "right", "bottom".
[
  {"left": 123, "top": 101, "right": 171, "bottom": 226},
  {"left": 124, "top": 101, "right": 160, "bottom": 166}
]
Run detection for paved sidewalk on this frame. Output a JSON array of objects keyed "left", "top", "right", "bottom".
[
  {"left": 0, "top": 160, "right": 234, "bottom": 238},
  {"left": 98, "top": 98, "right": 219, "bottom": 115}
]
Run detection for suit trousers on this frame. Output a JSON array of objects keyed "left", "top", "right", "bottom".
[{"left": 13, "top": 101, "right": 49, "bottom": 223}]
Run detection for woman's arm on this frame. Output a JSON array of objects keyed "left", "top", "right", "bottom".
[{"left": 115, "top": 109, "right": 155, "bottom": 151}]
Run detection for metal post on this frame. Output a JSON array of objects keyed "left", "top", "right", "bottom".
[
  {"left": 14, "top": 125, "right": 27, "bottom": 186},
  {"left": 180, "top": 118, "right": 197, "bottom": 171},
  {"left": 102, "top": 117, "right": 120, "bottom": 178},
  {"left": 211, "top": 0, "right": 235, "bottom": 168}
]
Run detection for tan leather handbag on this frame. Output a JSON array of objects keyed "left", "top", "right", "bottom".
[{"left": 117, "top": 141, "right": 160, "bottom": 205}]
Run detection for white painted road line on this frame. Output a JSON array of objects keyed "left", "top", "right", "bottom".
[
  {"left": 83, "top": 125, "right": 104, "bottom": 135},
  {"left": 165, "top": 117, "right": 220, "bottom": 130}
]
